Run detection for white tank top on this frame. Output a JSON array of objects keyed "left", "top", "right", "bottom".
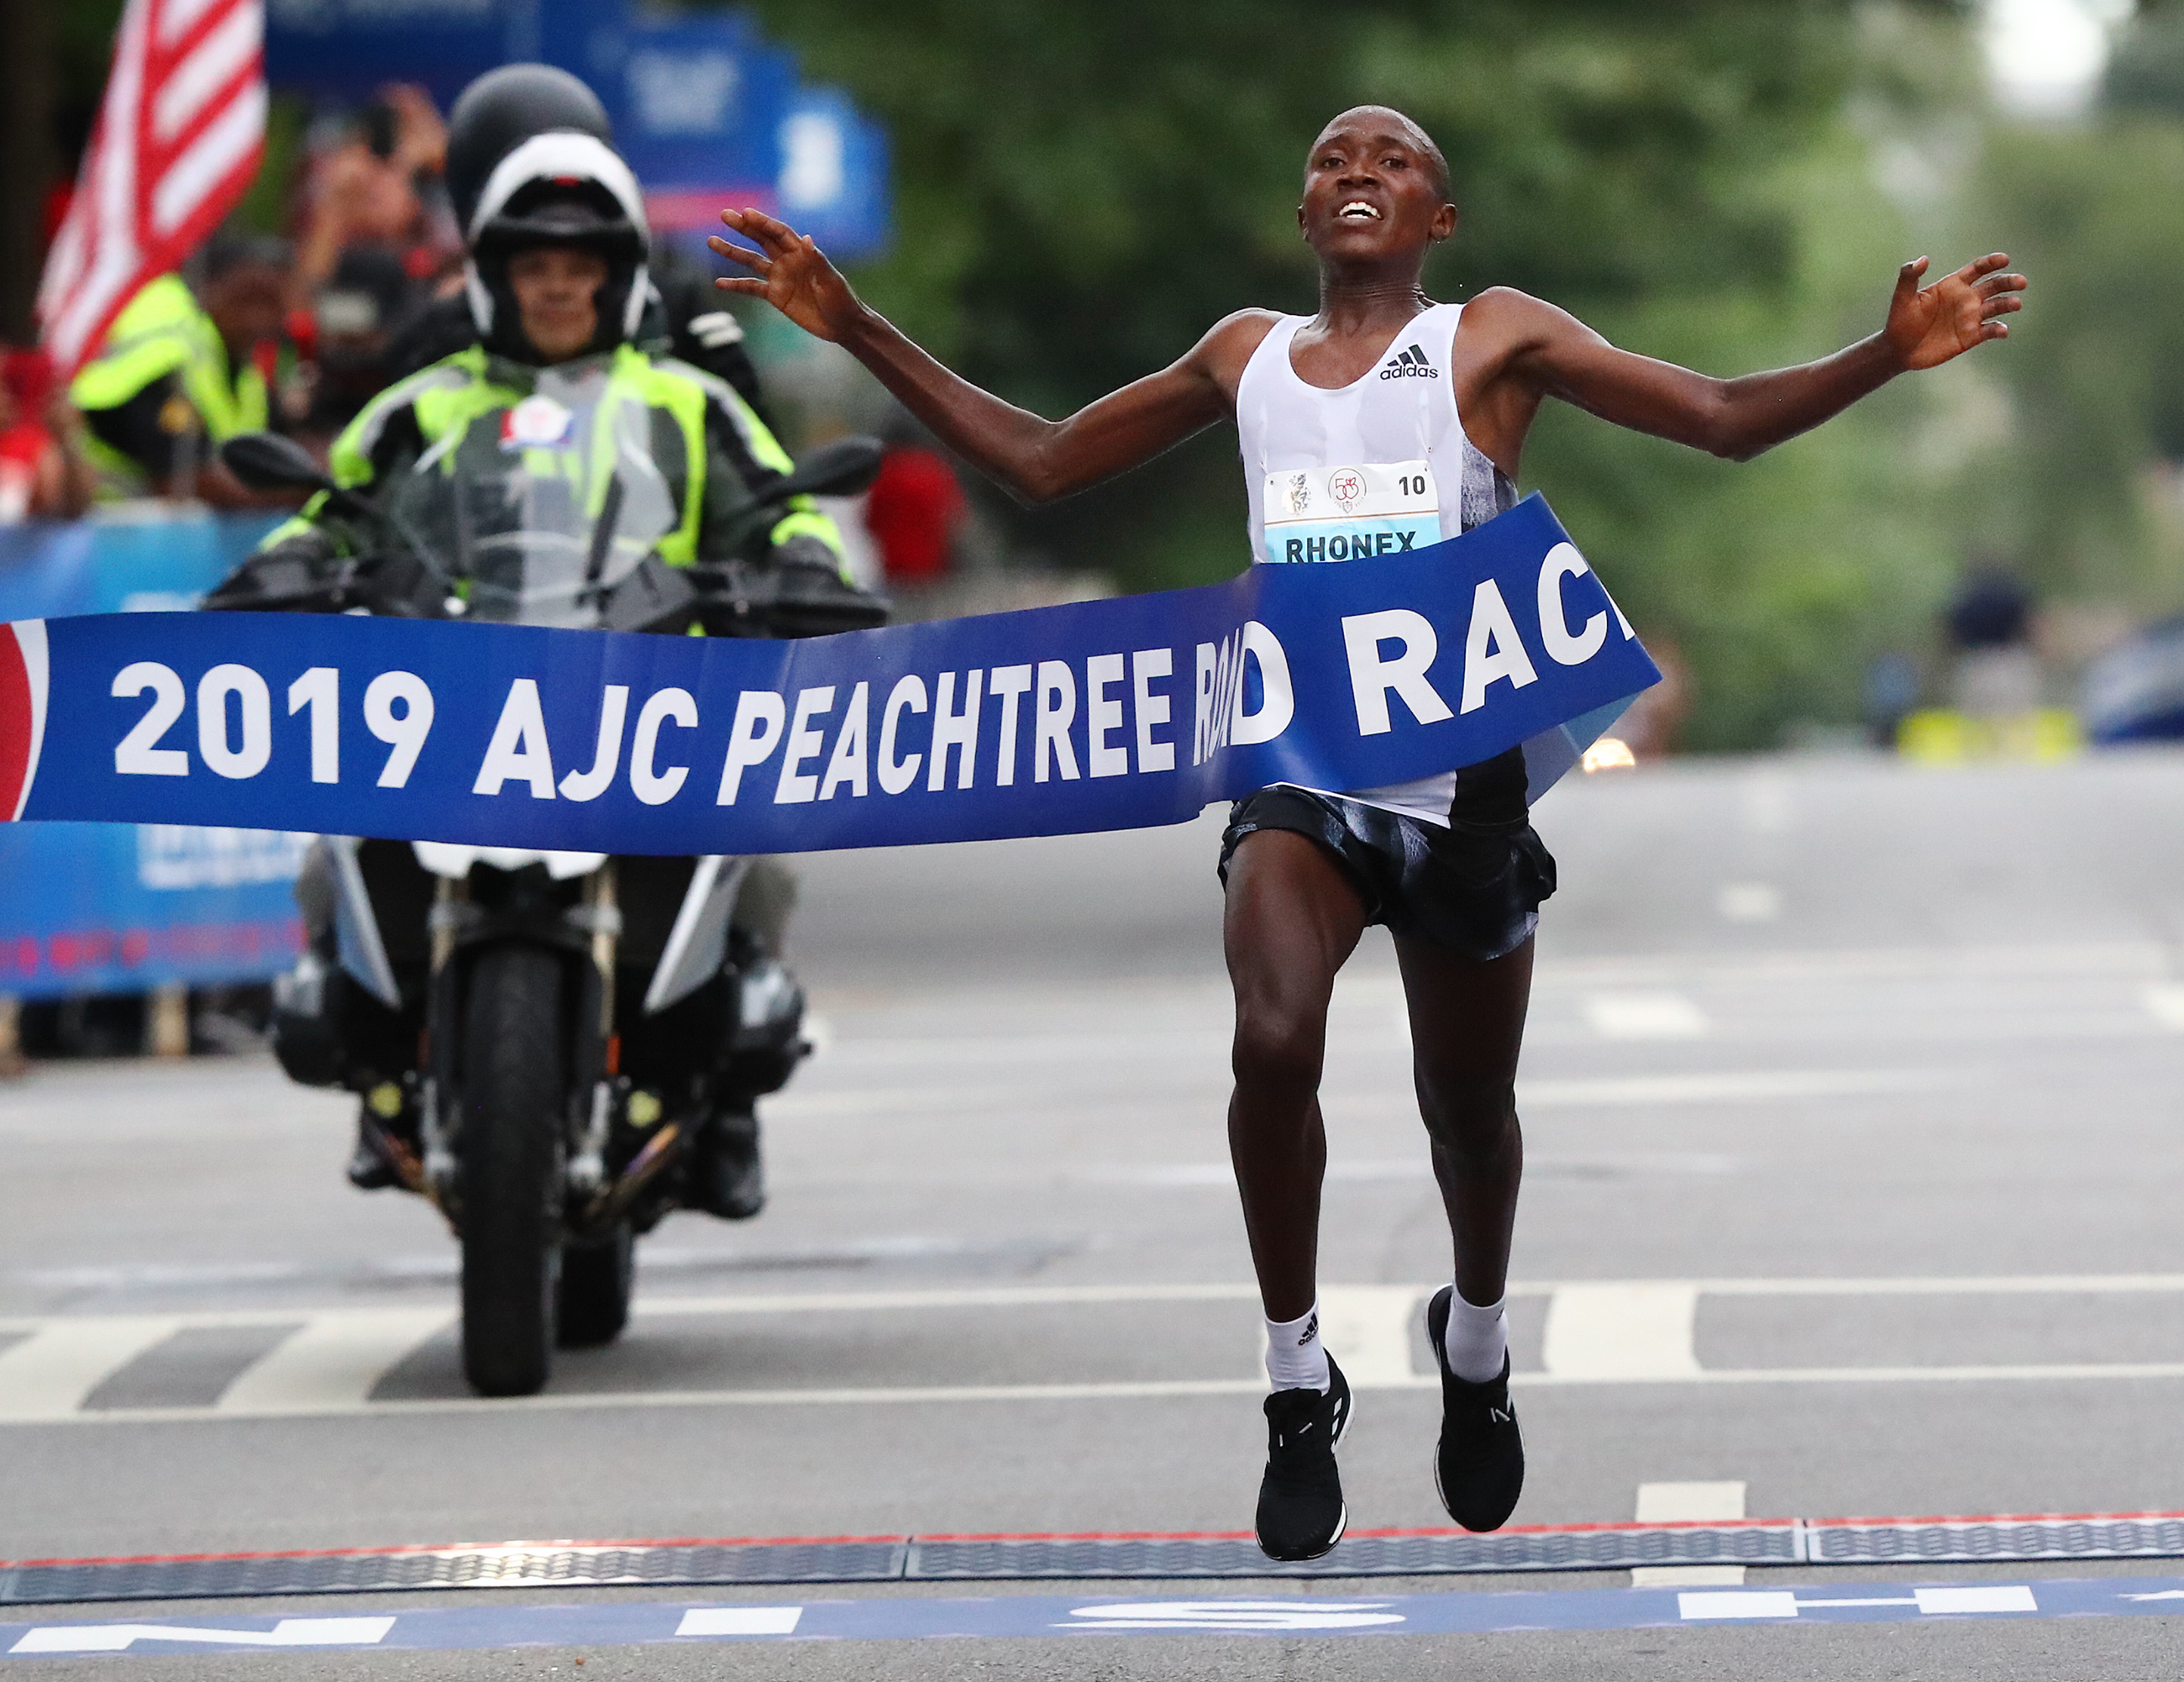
[{"left": 1236, "top": 302, "right": 1516, "bottom": 825}]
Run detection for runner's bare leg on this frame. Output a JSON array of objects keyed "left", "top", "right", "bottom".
[
  {"left": 1223, "top": 829, "right": 1368, "bottom": 1322},
  {"left": 1395, "top": 933, "right": 1533, "bottom": 1306}
]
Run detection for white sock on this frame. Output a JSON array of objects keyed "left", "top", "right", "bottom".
[
  {"left": 1443, "top": 1288, "right": 1508, "bottom": 1383},
  {"left": 1264, "top": 1302, "right": 1330, "bottom": 1393}
]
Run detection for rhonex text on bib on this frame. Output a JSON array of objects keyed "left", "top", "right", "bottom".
[{"left": 1263, "top": 460, "right": 1440, "bottom": 566}]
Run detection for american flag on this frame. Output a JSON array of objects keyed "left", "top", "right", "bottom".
[{"left": 35, "top": 0, "right": 267, "bottom": 382}]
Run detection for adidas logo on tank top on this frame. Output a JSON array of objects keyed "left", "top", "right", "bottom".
[{"left": 1379, "top": 342, "right": 1439, "bottom": 380}]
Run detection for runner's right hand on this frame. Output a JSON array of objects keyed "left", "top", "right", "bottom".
[{"left": 710, "top": 209, "right": 862, "bottom": 344}]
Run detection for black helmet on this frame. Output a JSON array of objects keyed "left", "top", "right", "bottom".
[
  {"left": 456, "top": 116, "right": 653, "bottom": 364},
  {"left": 444, "top": 64, "right": 612, "bottom": 235}
]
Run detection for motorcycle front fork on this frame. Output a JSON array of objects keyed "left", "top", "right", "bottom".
[
  {"left": 567, "top": 864, "right": 621, "bottom": 1197},
  {"left": 416, "top": 865, "right": 627, "bottom": 1222},
  {"left": 419, "top": 875, "right": 467, "bottom": 1209}
]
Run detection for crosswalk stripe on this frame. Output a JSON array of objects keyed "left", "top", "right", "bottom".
[
  {"left": 1544, "top": 1284, "right": 1701, "bottom": 1380},
  {"left": 0, "top": 1275, "right": 2179, "bottom": 1423},
  {"left": 1310, "top": 1285, "right": 1427, "bottom": 1388},
  {"left": 215, "top": 1311, "right": 452, "bottom": 1413},
  {"left": 0, "top": 1317, "right": 176, "bottom": 1422}
]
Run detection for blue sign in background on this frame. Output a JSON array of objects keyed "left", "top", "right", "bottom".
[
  {"left": 0, "top": 516, "right": 295, "bottom": 1001},
  {"left": 263, "top": 0, "right": 891, "bottom": 257}
]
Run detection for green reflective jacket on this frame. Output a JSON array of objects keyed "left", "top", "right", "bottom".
[
  {"left": 71, "top": 275, "right": 268, "bottom": 493},
  {"left": 260, "top": 343, "right": 842, "bottom": 576}
]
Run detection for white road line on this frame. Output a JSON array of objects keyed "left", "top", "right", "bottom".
[
  {"left": 18, "top": 1359, "right": 2184, "bottom": 1427},
  {"left": 1518, "top": 1070, "right": 1956, "bottom": 1106},
  {"left": 1631, "top": 1480, "right": 1748, "bottom": 1587},
  {"left": 215, "top": 1310, "right": 451, "bottom": 1413},
  {"left": 1716, "top": 883, "right": 1782, "bottom": 922},
  {"left": 1583, "top": 993, "right": 1710, "bottom": 1040},
  {"left": 2142, "top": 983, "right": 2184, "bottom": 1030},
  {"left": 1679, "top": 1585, "right": 2036, "bottom": 1621},
  {"left": 0, "top": 1317, "right": 177, "bottom": 1422},
  {"left": 1543, "top": 1284, "right": 1700, "bottom": 1380},
  {"left": 6, "top": 1272, "right": 2183, "bottom": 1340}
]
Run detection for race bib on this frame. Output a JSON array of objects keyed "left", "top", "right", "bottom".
[{"left": 1262, "top": 460, "right": 1440, "bottom": 566}]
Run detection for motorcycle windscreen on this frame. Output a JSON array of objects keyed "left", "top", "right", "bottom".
[{"left": 389, "top": 364, "right": 680, "bottom": 628}]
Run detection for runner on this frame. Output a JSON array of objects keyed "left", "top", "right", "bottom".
[{"left": 710, "top": 105, "right": 2025, "bottom": 1560}]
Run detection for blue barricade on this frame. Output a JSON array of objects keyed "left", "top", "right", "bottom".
[{"left": 0, "top": 513, "right": 294, "bottom": 1001}]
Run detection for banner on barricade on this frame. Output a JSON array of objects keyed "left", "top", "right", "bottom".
[
  {"left": 0, "top": 823, "right": 305, "bottom": 1002},
  {"left": 0, "top": 497, "right": 1658, "bottom": 857}
]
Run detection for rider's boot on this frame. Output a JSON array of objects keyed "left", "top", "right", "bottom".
[
  {"left": 690, "top": 1106, "right": 765, "bottom": 1219},
  {"left": 345, "top": 1110, "right": 400, "bottom": 1191}
]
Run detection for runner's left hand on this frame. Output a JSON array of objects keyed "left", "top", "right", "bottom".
[{"left": 1885, "top": 253, "right": 2027, "bottom": 371}]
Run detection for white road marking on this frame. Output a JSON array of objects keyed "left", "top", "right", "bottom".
[
  {"left": 1630, "top": 1480, "right": 1748, "bottom": 1587},
  {"left": 4, "top": 1275, "right": 2182, "bottom": 1423},
  {"left": 0, "top": 1317, "right": 177, "bottom": 1422},
  {"left": 1679, "top": 1585, "right": 2036, "bottom": 1620},
  {"left": 10, "top": 1361, "right": 2184, "bottom": 1427},
  {"left": 1543, "top": 1284, "right": 1700, "bottom": 1380},
  {"left": 2141, "top": 983, "right": 2184, "bottom": 1029},
  {"left": 1717, "top": 883, "right": 1782, "bottom": 922},
  {"left": 1583, "top": 993, "right": 1710, "bottom": 1040},
  {"left": 10, "top": 1617, "right": 394, "bottom": 1653},
  {"left": 1677, "top": 1590, "right": 1799, "bottom": 1620},
  {"left": 1062, "top": 1601, "right": 1402, "bottom": 1632},
  {"left": 1519, "top": 1069, "right": 1956, "bottom": 1106},
  {"left": 216, "top": 1309, "right": 452, "bottom": 1413},
  {"left": 1635, "top": 1480, "right": 1748, "bottom": 1522},
  {"left": 676, "top": 1607, "right": 803, "bottom": 1636},
  {"left": 1313, "top": 1285, "right": 1425, "bottom": 1389}
]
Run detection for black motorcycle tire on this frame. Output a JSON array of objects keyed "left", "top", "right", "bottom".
[
  {"left": 556, "top": 1222, "right": 634, "bottom": 1348},
  {"left": 458, "top": 943, "right": 565, "bottom": 1397}
]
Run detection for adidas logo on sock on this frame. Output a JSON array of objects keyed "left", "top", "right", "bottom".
[
  {"left": 1299, "top": 1311, "right": 1319, "bottom": 1347},
  {"left": 1378, "top": 342, "right": 1438, "bottom": 380}
]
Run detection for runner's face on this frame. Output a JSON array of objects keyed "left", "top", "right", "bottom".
[{"left": 1297, "top": 118, "right": 1453, "bottom": 265}]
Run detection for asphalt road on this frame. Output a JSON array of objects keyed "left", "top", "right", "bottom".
[{"left": 4, "top": 748, "right": 2184, "bottom": 1676}]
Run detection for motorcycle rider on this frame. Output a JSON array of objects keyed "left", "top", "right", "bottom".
[{"left": 248, "top": 67, "right": 843, "bottom": 1221}]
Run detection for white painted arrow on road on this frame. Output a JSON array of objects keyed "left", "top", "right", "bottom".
[{"left": 9, "top": 1616, "right": 394, "bottom": 1653}]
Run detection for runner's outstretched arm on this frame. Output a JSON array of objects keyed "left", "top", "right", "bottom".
[
  {"left": 1473, "top": 255, "right": 2026, "bottom": 465},
  {"left": 711, "top": 208, "right": 1256, "bottom": 504}
]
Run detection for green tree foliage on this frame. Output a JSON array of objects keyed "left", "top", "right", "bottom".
[
  {"left": 727, "top": 0, "right": 1982, "bottom": 744},
  {"left": 1947, "top": 4, "right": 2184, "bottom": 615}
]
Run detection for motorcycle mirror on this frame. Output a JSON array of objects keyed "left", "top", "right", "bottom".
[
  {"left": 769, "top": 436, "right": 885, "bottom": 502},
  {"left": 220, "top": 432, "right": 337, "bottom": 496}
]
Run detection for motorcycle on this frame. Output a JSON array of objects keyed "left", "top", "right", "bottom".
[{"left": 206, "top": 420, "right": 886, "bottom": 1396}]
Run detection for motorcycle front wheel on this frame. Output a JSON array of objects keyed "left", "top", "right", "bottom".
[{"left": 458, "top": 943, "right": 565, "bottom": 1397}]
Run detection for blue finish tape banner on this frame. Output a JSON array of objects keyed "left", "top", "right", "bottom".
[{"left": 0, "top": 497, "right": 1657, "bottom": 858}]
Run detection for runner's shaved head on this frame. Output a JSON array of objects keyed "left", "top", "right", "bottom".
[{"left": 1310, "top": 106, "right": 1452, "bottom": 204}]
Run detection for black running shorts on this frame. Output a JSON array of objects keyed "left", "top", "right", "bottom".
[{"left": 1218, "top": 785, "right": 1556, "bottom": 962}]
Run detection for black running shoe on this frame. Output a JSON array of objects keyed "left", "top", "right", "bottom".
[
  {"left": 1254, "top": 1354, "right": 1352, "bottom": 1562},
  {"left": 1425, "top": 1285, "right": 1525, "bottom": 1532}
]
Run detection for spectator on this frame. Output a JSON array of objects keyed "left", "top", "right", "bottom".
[
  {"left": 292, "top": 86, "right": 461, "bottom": 309},
  {"left": 68, "top": 235, "right": 294, "bottom": 507},
  {"left": 0, "top": 350, "right": 95, "bottom": 523},
  {"left": 1945, "top": 562, "right": 2040, "bottom": 718},
  {"left": 864, "top": 437, "right": 968, "bottom": 589},
  {"left": 299, "top": 246, "right": 423, "bottom": 445}
]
